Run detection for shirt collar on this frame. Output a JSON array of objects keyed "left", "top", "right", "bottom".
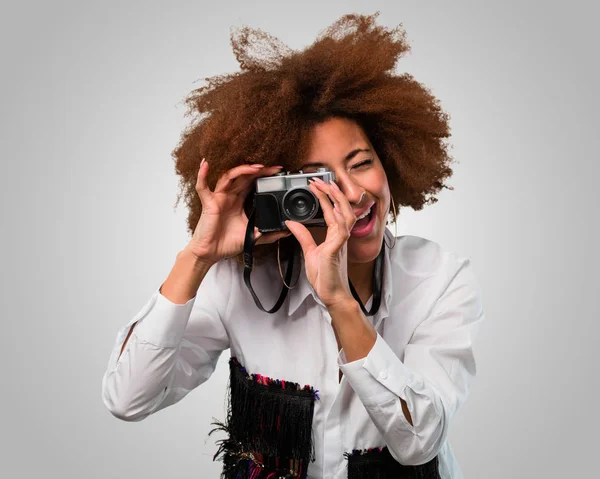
[{"left": 287, "top": 228, "right": 394, "bottom": 320}]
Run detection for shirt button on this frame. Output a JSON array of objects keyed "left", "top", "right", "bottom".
[{"left": 379, "top": 371, "right": 388, "bottom": 380}]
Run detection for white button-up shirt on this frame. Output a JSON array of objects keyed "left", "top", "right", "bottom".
[{"left": 102, "top": 228, "right": 485, "bottom": 478}]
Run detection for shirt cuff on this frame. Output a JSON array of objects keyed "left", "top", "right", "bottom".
[
  {"left": 338, "top": 332, "right": 412, "bottom": 406},
  {"left": 130, "top": 285, "right": 196, "bottom": 348}
]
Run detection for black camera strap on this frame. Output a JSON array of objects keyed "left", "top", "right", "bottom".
[
  {"left": 349, "top": 238, "right": 384, "bottom": 317},
  {"left": 243, "top": 207, "right": 384, "bottom": 316},
  {"left": 244, "top": 208, "right": 298, "bottom": 313}
]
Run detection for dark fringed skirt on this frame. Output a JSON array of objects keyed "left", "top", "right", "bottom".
[
  {"left": 209, "top": 357, "right": 440, "bottom": 479},
  {"left": 209, "top": 357, "right": 318, "bottom": 478},
  {"left": 345, "top": 447, "right": 440, "bottom": 479}
]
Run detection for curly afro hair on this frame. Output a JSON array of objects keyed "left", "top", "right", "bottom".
[{"left": 172, "top": 12, "right": 455, "bottom": 268}]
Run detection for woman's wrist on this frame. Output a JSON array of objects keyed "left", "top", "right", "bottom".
[
  {"left": 159, "top": 249, "right": 215, "bottom": 304},
  {"left": 178, "top": 247, "right": 216, "bottom": 272}
]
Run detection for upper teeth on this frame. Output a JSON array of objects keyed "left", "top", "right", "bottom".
[{"left": 356, "top": 206, "right": 372, "bottom": 220}]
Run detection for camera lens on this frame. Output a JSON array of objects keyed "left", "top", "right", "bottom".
[{"left": 282, "top": 188, "right": 318, "bottom": 222}]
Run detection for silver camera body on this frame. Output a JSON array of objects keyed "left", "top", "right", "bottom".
[{"left": 253, "top": 168, "right": 336, "bottom": 233}]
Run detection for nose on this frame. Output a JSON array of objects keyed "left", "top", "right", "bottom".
[{"left": 335, "top": 174, "right": 366, "bottom": 206}]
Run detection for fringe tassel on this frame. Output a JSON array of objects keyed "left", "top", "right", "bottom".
[
  {"left": 209, "top": 357, "right": 319, "bottom": 479},
  {"left": 344, "top": 446, "right": 441, "bottom": 479}
]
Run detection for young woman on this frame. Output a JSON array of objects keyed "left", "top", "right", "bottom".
[{"left": 102, "top": 13, "right": 484, "bottom": 479}]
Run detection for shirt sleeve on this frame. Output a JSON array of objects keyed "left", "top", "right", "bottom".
[
  {"left": 101, "top": 259, "right": 232, "bottom": 422},
  {"left": 338, "top": 254, "right": 485, "bottom": 466}
]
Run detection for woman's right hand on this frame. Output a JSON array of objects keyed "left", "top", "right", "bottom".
[{"left": 184, "top": 158, "right": 291, "bottom": 265}]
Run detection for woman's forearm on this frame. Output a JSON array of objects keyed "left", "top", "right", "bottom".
[{"left": 118, "top": 248, "right": 215, "bottom": 359}]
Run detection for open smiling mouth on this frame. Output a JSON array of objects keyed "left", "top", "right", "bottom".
[{"left": 350, "top": 202, "right": 376, "bottom": 237}]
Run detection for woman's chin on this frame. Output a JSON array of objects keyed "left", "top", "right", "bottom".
[{"left": 347, "top": 220, "right": 384, "bottom": 260}]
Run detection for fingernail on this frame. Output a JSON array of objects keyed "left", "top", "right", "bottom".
[
  {"left": 330, "top": 181, "right": 340, "bottom": 191},
  {"left": 251, "top": 164, "right": 265, "bottom": 168},
  {"left": 313, "top": 177, "right": 325, "bottom": 184},
  {"left": 200, "top": 158, "right": 206, "bottom": 167}
]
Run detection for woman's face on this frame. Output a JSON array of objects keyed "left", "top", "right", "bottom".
[{"left": 300, "top": 116, "right": 391, "bottom": 264}]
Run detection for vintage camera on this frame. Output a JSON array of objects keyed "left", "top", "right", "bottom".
[{"left": 253, "top": 168, "right": 336, "bottom": 233}]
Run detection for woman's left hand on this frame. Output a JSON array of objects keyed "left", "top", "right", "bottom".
[{"left": 284, "top": 178, "right": 357, "bottom": 310}]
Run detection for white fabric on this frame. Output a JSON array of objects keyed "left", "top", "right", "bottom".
[{"left": 102, "top": 228, "right": 484, "bottom": 478}]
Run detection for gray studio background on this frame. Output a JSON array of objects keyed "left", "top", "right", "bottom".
[{"left": 1, "top": 1, "right": 598, "bottom": 478}]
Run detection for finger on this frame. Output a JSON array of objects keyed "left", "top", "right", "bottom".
[
  {"left": 311, "top": 179, "right": 352, "bottom": 249},
  {"left": 254, "top": 229, "right": 292, "bottom": 246},
  {"left": 215, "top": 164, "right": 283, "bottom": 194},
  {"left": 308, "top": 180, "right": 336, "bottom": 227},
  {"left": 284, "top": 220, "right": 317, "bottom": 258},
  {"left": 229, "top": 165, "right": 284, "bottom": 197},
  {"left": 328, "top": 180, "right": 357, "bottom": 231},
  {"left": 214, "top": 164, "right": 263, "bottom": 193},
  {"left": 309, "top": 179, "right": 350, "bottom": 241},
  {"left": 253, "top": 226, "right": 262, "bottom": 242},
  {"left": 331, "top": 202, "right": 351, "bottom": 250},
  {"left": 195, "top": 158, "right": 212, "bottom": 205}
]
